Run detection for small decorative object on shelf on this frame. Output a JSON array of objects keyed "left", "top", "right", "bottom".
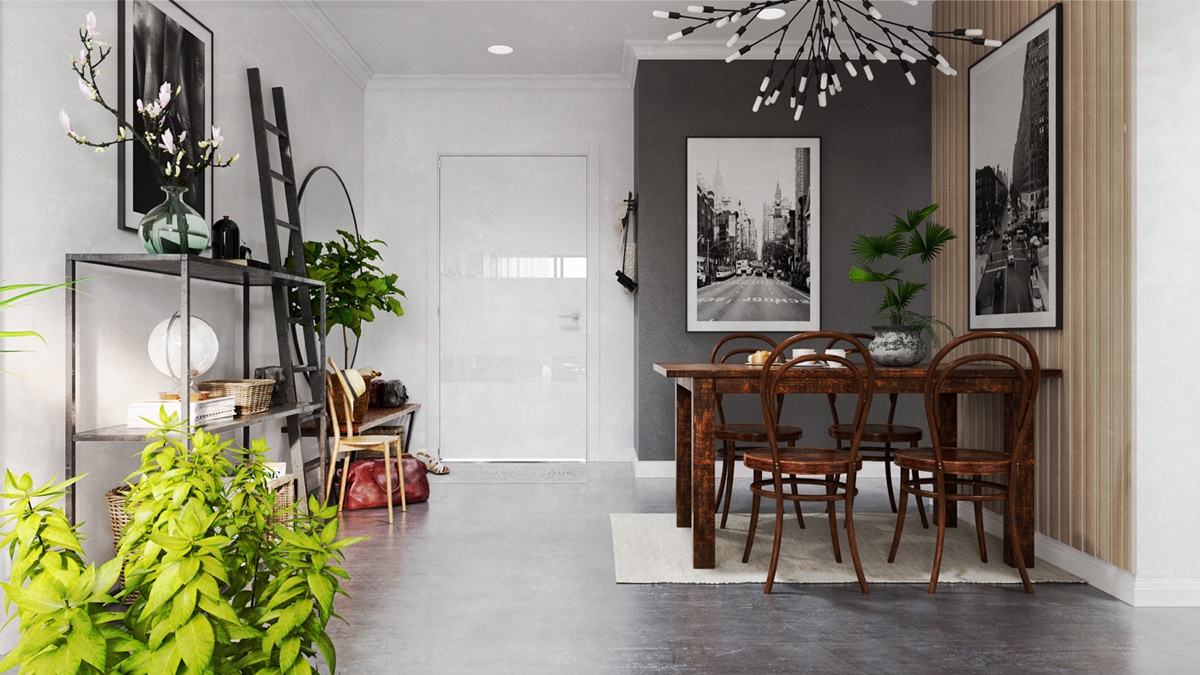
[
  {"left": 198, "top": 378, "right": 275, "bottom": 416},
  {"left": 59, "top": 11, "right": 237, "bottom": 252},
  {"left": 147, "top": 312, "right": 219, "bottom": 396},
  {"left": 211, "top": 215, "right": 241, "bottom": 259}
]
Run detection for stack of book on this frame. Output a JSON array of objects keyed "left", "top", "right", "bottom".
[{"left": 126, "top": 396, "right": 236, "bottom": 428}]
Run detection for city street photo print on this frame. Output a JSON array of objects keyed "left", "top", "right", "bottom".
[
  {"left": 687, "top": 138, "right": 820, "bottom": 333},
  {"left": 968, "top": 4, "right": 1061, "bottom": 330}
]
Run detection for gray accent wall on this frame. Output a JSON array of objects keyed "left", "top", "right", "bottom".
[{"left": 635, "top": 59, "right": 933, "bottom": 461}]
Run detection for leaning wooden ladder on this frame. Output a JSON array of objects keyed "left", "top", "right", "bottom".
[{"left": 246, "top": 67, "right": 326, "bottom": 505}]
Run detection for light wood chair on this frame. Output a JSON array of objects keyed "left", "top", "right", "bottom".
[{"left": 325, "top": 360, "right": 405, "bottom": 522}]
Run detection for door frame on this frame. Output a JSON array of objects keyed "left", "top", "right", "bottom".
[{"left": 427, "top": 141, "right": 601, "bottom": 462}]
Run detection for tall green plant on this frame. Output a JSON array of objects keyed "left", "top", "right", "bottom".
[
  {"left": 287, "top": 230, "right": 405, "bottom": 368},
  {"left": 849, "top": 204, "right": 957, "bottom": 344},
  {"left": 1, "top": 282, "right": 80, "bottom": 373},
  {"left": 1, "top": 412, "right": 366, "bottom": 674}
]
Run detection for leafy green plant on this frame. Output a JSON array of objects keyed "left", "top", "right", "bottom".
[
  {"left": 1, "top": 281, "right": 81, "bottom": 373},
  {"left": 849, "top": 204, "right": 957, "bottom": 345},
  {"left": 1, "top": 412, "right": 366, "bottom": 674},
  {"left": 288, "top": 230, "right": 405, "bottom": 368}
]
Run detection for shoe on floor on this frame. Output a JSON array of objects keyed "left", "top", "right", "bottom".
[{"left": 415, "top": 451, "right": 450, "bottom": 475}]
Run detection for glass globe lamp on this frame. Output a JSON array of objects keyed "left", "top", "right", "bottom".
[{"left": 148, "top": 313, "right": 219, "bottom": 395}]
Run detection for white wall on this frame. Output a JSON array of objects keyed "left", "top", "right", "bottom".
[
  {"left": 1133, "top": 0, "right": 1200, "bottom": 604},
  {"left": 362, "top": 77, "right": 635, "bottom": 462},
  {"left": 0, "top": 0, "right": 365, "bottom": 601}
]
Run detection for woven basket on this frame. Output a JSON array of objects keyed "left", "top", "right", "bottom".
[
  {"left": 327, "top": 373, "right": 374, "bottom": 425},
  {"left": 198, "top": 379, "right": 275, "bottom": 415},
  {"left": 107, "top": 475, "right": 296, "bottom": 600}
]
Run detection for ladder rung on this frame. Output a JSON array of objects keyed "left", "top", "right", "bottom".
[
  {"left": 263, "top": 120, "right": 288, "bottom": 138},
  {"left": 291, "top": 365, "right": 319, "bottom": 374},
  {"left": 287, "top": 315, "right": 311, "bottom": 324},
  {"left": 275, "top": 218, "right": 300, "bottom": 231},
  {"left": 270, "top": 170, "right": 294, "bottom": 185}
]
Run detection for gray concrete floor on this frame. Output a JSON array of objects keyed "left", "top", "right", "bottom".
[{"left": 326, "top": 463, "right": 1200, "bottom": 674}]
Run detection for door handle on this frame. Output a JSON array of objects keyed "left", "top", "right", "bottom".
[{"left": 559, "top": 312, "right": 581, "bottom": 321}]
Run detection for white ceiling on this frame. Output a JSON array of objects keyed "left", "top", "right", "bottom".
[{"left": 308, "top": 0, "right": 933, "bottom": 78}]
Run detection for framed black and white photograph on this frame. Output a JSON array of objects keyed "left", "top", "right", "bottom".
[
  {"left": 687, "top": 137, "right": 820, "bottom": 332},
  {"left": 969, "top": 4, "right": 1062, "bottom": 330},
  {"left": 118, "top": 0, "right": 213, "bottom": 232}
]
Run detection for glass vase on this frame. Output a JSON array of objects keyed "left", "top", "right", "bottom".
[{"left": 139, "top": 186, "right": 209, "bottom": 254}]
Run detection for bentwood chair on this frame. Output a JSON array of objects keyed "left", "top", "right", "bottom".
[
  {"left": 741, "top": 332, "right": 875, "bottom": 595},
  {"left": 710, "top": 334, "right": 803, "bottom": 529},
  {"left": 826, "top": 332, "right": 928, "bottom": 528},
  {"left": 325, "top": 360, "right": 405, "bottom": 523},
  {"left": 888, "top": 332, "right": 1037, "bottom": 594}
]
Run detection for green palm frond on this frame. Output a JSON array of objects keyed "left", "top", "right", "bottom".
[
  {"left": 849, "top": 265, "right": 901, "bottom": 284},
  {"left": 851, "top": 232, "right": 903, "bottom": 264},
  {"left": 917, "top": 221, "right": 958, "bottom": 264}
]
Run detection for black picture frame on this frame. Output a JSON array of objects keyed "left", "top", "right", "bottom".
[
  {"left": 686, "top": 137, "right": 821, "bottom": 332},
  {"left": 118, "top": 0, "right": 214, "bottom": 232},
  {"left": 968, "top": 4, "right": 1062, "bottom": 330}
]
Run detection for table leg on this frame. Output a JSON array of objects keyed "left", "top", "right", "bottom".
[
  {"left": 691, "top": 378, "right": 716, "bottom": 569},
  {"left": 675, "top": 380, "right": 693, "bottom": 528},
  {"left": 1004, "top": 392, "right": 1036, "bottom": 568},
  {"left": 937, "top": 392, "right": 959, "bottom": 528}
]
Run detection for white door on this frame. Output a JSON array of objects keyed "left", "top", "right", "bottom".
[{"left": 438, "top": 155, "right": 588, "bottom": 461}]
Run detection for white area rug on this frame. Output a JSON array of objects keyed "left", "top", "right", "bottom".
[
  {"left": 433, "top": 462, "right": 587, "bottom": 484},
  {"left": 611, "top": 512, "right": 1080, "bottom": 585}
]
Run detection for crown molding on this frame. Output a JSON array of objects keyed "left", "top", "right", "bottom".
[
  {"left": 280, "top": 1, "right": 373, "bottom": 90},
  {"left": 367, "top": 74, "right": 633, "bottom": 93}
]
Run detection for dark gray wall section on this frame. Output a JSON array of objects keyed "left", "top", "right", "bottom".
[{"left": 635, "top": 59, "right": 934, "bottom": 461}]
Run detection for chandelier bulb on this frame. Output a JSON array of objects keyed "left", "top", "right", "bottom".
[
  {"left": 906, "top": 70, "right": 917, "bottom": 85},
  {"left": 717, "top": 17, "right": 729, "bottom": 28},
  {"left": 760, "top": 76, "right": 771, "bottom": 92},
  {"left": 668, "top": 30, "right": 685, "bottom": 42},
  {"left": 727, "top": 33, "right": 740, "bottom": 48},
  {"left": 965, "top": 29, "right": 983, "bottom": 37},
  {"left": 832, "top": 15, "right": 840, "bottom": 27},
  {"left": 820, "top": 72, "right": 828, "bottom": 89},
  {"left": 864, "top": 64, "right": 875, "bottom": 81},
  {"left": 936, "top": 63, "right": 958, "bottom": 76},
  {"left": 935, "top": 53, "right": 951, "bottom": 69},
  {"left": 902, "top": 0, "right": 919, "bottom": 5},
  {"left": 832, "top": 74, "right": 842, "bottom": 90},
  {"left": 794, "top": 104, "right": 804, "bottom": 121},
  {"left": 874, "top": 49, "right": 888, "bottom": 64},
  {"left": 901, "top": 51, "right": 918, "bottom": 64},
  {"left": 984, "top": 39, "right": 1003, "bottom": 47},
  {"left": 845, "top": 60, "right": 859, "bottom": 78},
  {"left": 753, "top": 95, "right": 763, "bottom": 112},
  {"left": 688, "top": 5, "right": 709, "bottom": 12},
  {"left": 790, "top": 95, "right": 797, "bottom": 108},
  {"left": 869, "top": 7, "right": 882, "bottom": 20},
  {"left": 818, "top": 90, "right": 827, "bottom": 107},
  {"left": 799, "top": 76, "right": 808, "bottom": 91},
  {"left": 768, "top": 89, "right": 780, "bottom": 105}
]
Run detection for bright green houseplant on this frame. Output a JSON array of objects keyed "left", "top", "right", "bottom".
[
  {"left": 849, "top": 203, "right": 957, "bottom": 345},
  {"left": 1, "top": 282, "right": 79, "bottom": 373},
  {"left": 1, "top": 413, "right": 365, "bottom": 674},
  {"left": 288, "top": 230, "right": 405, "bottom": 369}
]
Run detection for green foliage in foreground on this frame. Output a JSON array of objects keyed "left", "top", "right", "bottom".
[{"left": 1, "top": 412, "right": 367, "bottom": 674}]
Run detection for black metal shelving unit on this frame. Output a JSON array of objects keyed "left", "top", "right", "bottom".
[{"left": 64, "top": 253, "right": 327, "bottom": 523}]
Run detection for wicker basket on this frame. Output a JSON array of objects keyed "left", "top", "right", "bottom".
[
  {"left": 107, "top": 475, "right": 296, "bottom": 599},
  {"left": 197, "top": 379, "right": 275, "bottom": 415},
  {"left": 327, "top": 373, "right": 374, "bottom": 425}
]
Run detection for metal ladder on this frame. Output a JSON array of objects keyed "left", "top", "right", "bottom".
[{"left": 246, "top": 67, "right": 325, "bottom": 503}]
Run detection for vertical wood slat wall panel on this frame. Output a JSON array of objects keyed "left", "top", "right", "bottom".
[{"left": 931, "top": 0, "right": 1133, "bottom": 570}]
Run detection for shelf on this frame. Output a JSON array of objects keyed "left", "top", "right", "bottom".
[
  {"left": 67, "top": 253, "right": 322, "bottom": 288},
  {"left": 75, "top": 402, "right": 324, "bottom": 442}
]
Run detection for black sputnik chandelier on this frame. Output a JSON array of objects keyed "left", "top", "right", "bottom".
[{"left": 653, "top": 0, "right": 1002, "bottom": 120}]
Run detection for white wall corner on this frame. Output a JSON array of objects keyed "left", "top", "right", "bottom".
[
  {"left": 279, "top": 0, "right": 373, "bottom": 90},
  {"left": 621, "top": 40, "right": 640, "bottom": 88}
]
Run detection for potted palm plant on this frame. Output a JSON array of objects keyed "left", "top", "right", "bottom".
[{"left": 849, "top": 204, "right": 956, "bottom": 367}]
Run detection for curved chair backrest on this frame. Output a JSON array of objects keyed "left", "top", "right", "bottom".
[
  {"left": 709, "top": 333, "right": 777, "bottom": 426},
  {"left": 327, "top": 357, "right": 358, "bottom": 441},
  {"left": 924, "top": 331, "right": 1041, "bottom": 472},
  {"left": 822, "top": 332, "right": 904, "bottom": 436},
  {"left": 761, "top": 332, "right": 876, "bottom": 471}
]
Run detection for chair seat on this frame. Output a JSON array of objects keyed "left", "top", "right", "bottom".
[
  {"left": 828, "top": 423, "right": 922, "bottom": 444},
  {"left": 339, "top": 434, "right": 399, "bottom": 448},
  {"left": 743, "top": 446, "right": 860, "bottom": 475},
  {"left": 716, "top": 423, "right": 802, "bottom": 443},
  {"left": 894, "top": 446, "right": 1012, "bottom": 474}
]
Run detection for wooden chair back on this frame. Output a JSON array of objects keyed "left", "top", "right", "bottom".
[
  {"left": 709, "top": 333, "right": 777, "bottom": 426},
  {"left": 825, "top": 331, "right": 902, "bottom": 439},
  {"left": 923, "top": 331, "right": 1041, "bottom": 478},
  {"left": 326, "top": 357, "right": 358, "bottom": 440},
  {"left": 762, "top": 332, "right": 876, "bottom": 471}
]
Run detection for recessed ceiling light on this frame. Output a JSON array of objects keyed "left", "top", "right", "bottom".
[
  {"left": 488, "top": 45, "right": 514, "bottom": 55},
  {"left": 759, "top": 8, "right": 786, "bottom": 20}
]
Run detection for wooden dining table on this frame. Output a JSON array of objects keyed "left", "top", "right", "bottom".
[{"left": 653, "top": 361, "right": 1062, "bottom": 570}]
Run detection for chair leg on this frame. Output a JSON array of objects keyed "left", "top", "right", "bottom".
[
  {"left": 788, "top": 475, "right": 805, "bottom": 529},
  {"left": 382, "top": 443, "right": 394, "bottom": 524},
  {"left": 883, "top": 449, "right": 897, "bottom": 513},
  {"left": 844, "top": 494, "right": 869, "bottom": 595},
  {"left": 887, "top": 476, "right": 911, "bottom": 563},
  {"left": 719, "top": 442, "right": 736, "bottom": 529},
  {"left": 337, "top": 453, "right": 353, "bottom": 513},
  {"left": 1006, "top": 497, "right": 1034, "bottom": 594},
  {"left": 825, "top": 475, "right": 842, "bottom": 564},
  {"left": 973, "top": 475, "right": 987, "bottom": 562},
  {"left": 397, "top": 441, "right": 407, "bottom": 513},
  {"left": 742, "top": 470, "right": 762, "bottom": 564},
  {"left": 324, "top": 442, "right": 341, "bottom": 506},
  {"left": 912, "top": 469, "right": 930, "bottom": 529},
  {"left": 929, "top": 494, "right": 948, "bottom": 594},
  {"left": 764, "top": 482, "right": 786, "bottom": 594}
]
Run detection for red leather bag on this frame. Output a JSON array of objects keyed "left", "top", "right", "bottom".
[{"left": 340, "top": 455, "right": 429, "bottom": 509}]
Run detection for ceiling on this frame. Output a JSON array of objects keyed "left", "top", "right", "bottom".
[{"left": 309, "top": 0, "right": 934, "bottom": 78}]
